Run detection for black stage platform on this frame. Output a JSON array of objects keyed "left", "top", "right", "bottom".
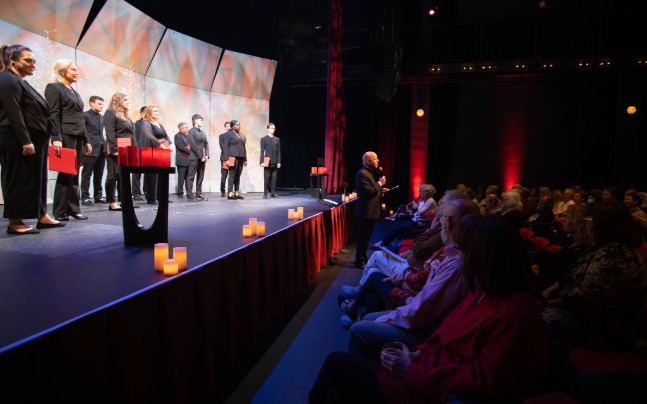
[{"left": 0, "top": 191, "right": 356, "bottom": 402}]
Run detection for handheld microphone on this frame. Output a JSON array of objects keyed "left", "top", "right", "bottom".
[{"left": 378, "top": 166, "right": 383, "bottom": 176}]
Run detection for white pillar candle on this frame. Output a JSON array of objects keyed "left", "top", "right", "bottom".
[
  {"left": 249, "top": 218, "right": 258, "bottom": 235},
  {"left": 256, "top": 222, "right": 266, "bottom": 236},
  {"left": 297, "top": 207, "right": 304, "bottom": 219},
  {"left": 154, "top": 243, "right": 168, "bottom": 272},
  {"left": 163, "top": 258, "right": 178, "bottom": 275},
  {"left": 242, "top": 224, "right": 253, "bottom": 237},
  {"left": 173, "top": 246, "right": 187, "bottom": 271}
]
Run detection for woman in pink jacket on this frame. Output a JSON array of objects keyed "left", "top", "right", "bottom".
[{"left": 309, "top": 214, "right": 547, "bottom": 403}]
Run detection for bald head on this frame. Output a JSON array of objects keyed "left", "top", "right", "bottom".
[{"left": 362, "top": 151, "right": 379, "bottom": 169}]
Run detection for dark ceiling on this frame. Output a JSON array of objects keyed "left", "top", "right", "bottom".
[{"left": 90, "top": 1, "right": 645, "bottom": 86}]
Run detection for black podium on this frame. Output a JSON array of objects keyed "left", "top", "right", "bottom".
[
  {"left": 118, "top": 166, "right": 176, "bottom": 246},
  {"left": 310, "top": 173, "right": 328, "bottom": 199}
]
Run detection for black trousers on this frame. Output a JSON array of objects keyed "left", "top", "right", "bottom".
[
  {"left": 355, "top": 217, "right": 376, "bottom": 264},
  {"left": 52, "top": 134, "right": 83, "bottom": 218},
  {"left": 80, "top": 145, "right": 106, "bottom": 200},
  {"left": 355, "top": 272, "right": 394, "bottom": 314},
  {"left": 308, "top": 351, "right": 386, "bottom": 404},
  {"left": 186, "top": 159, "right": 205, "bottom": 196},
  {"left": 227, "top": 157, "right": 245, "bottom": 194},
  {"left": 263, "top": 166, "right": 278, "bottom": 195},
  {"left": 220, "top": 165, "right": 228, "bottom": 194},
  {"left": 0, "top": 128, "right": 48, "bottom": 219},
  {"left": 105, "top": 155, "right": 120, "bottom": 203},
  {"left": 176, "top": 165, "right": 188, "bottom": 195}
]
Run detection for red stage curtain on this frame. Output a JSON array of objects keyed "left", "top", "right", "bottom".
[{"left": 324, "top": 0, "right": 346, "bottom": 194}]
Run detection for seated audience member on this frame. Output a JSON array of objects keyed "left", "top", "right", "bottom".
[
  {"left": 480, "top": 193, "right": 500, "bottom": 214},
  {"left": 520, "top": 186, "right": 538, "bottom": 219},
  {"left": 490, "top": 189, "right": 524, "bottom": 229},
  {"left": 338, "top": 245, "right": 448, "bottom": 327},
  {"left": 478, "top": 184, "right": 501, "bottom": 213},
  {"left": 309, "top": 214, "right": 546, "bottom": 404},
  {"left": 587, "top": 188, "right": 603, "bottom": 204},
  {"left": 624, "top": 191, "right": 647, "bottom": 238},
  {"left": 543, "top": 202, "right": 647, "bottom": 351},
  {"left": 371, "top": 183, "right": 437, "bottom": 249},
  {"left": 525, "top": 195, "right": 556, "bottom": 233},
  {"left": 553, "top": 187, "right": 575, "bottom": 217},
  {"left": 601, "top": 186, "right": 621, "bottom": 205},
  {"left": 535, "top": 204, "right": 594, "bottom": 299},
  {"left": 346, "top": 199, "right": 480, "bottom": 360},
  {"left": 572, "top": 189, "right": 588, "bottom": 206},
  {"left": 345, "top": 190, "right": 468, "bottom": 289}
]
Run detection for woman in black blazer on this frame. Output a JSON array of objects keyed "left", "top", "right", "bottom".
[
  {"left": 0, "top": 44, "right": 65, "bottom": 234},
  {"left": 103, "top": 93, "right": 136, "bottom": 211},
  {"left": 45, "top": 59, "right": 92, "bottom": 221}
]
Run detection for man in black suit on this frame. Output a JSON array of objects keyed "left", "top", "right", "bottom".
[
  {"left": 354, "top": 151, "right": 387, "bottom": 268},
  {"left": 218, "top": 121, "right": 231, "bottom": 197},
  {"left": 259, "top": 122, "right": 281, "bottom": 198},
  {"left": 131, "top": 106, "right": 146, "bottom": 201},
  {"left": 174, "top": 121, "right": 190, "bottom": 197},
  {"left": 45, "top": 59, "right": 92, "bottom": 221},
  {"left": 80, "top": 96, "right": 106, "bottom": 205}
]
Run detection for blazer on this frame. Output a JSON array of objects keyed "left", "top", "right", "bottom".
[
  {"left": 174, "top": 131, "right": 190, "bottom": 166},
  {"left": 83, "top": 109, "right": 104, "bottom": 157},
  {"left": 0, "top": 70, "right": 51, "bottom": 145},
  {"left": 218, "top": 131, "right": 228, "bottom": 162},
  {"left": 103, "top": 109, "right": 136, "bottom": 154},
  {"left": 222, "top": 129, "right": 246, "bottom": 160},
  {"left": 260, "top": 135, "right": 281, "bottom": 166},
  {"left": 355, "top": 165, "right": 382, "bottom": 219},
  {"left": 44, "top": 82, "right": 89, "bottom": 143},
  {"left": 187, "top": 126, "right": 209, "bottom": 161},
  {"left": 376, "top": 291, "right": 547, "bottom": 404}
]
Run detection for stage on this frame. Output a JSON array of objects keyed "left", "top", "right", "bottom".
[{"left": 0, "top": 191, "right": 356, "bottom": 402}]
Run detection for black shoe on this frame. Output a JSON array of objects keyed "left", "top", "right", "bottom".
[
  {"left": 7, "top": 226, "right": 40, "bottom": 235},
  {"left": 109, "top": 206, "right": 122, "bottom": 211},
  {"left": 196, "top": 194, "right": 205, "bottom": 200},
  {"left": 187, "top": 195, "right": 195, "bottom": 201},
  {"left": 168, "top": 200, "right": 174, "bottom": 203},
  {"left": 263, "top": 194, "right": 268, "bottom": 199},
  {"left": 227, "top": 195, "right": 237, "bottom": 200},
  {"left": 133, "top": 195, "right": 145, "bottom": 201},
  {"left": 221, "top": 193, "right": 226, "bottom": 198},
  {"left": 36, "top": 221, "right": 66, "bottom": 229},
  {"left": 82, "top": 198, "right": 94, "bottom": 206},
  {"left": 177, "top": 194, "right": 185, "bottom": 198},
  {"left": 56, "top": 216, "right": 69, "bottom": 222},
  {"left": 147, "top": 201, "right": 158, "bottom": 205},
  {"left": 236, "top": 195, "right": 244, "bottom": 200},
  {"left": 271, "top": 194, "right": 279, "bottom": 198},
  {"left": 95, "top": 197, "right": 107, "bottom": 204},
  {"left": 354, "top": 261, "right": 366, "bottom": 269},
  {"left": 71, "top": 213, "right": 88, "bottom": 220}
]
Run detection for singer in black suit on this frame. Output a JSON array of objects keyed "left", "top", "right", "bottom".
[
  {"left": 45, "top": 59, "right": 91, "bottom": 221},
  {"left": 259, "top": 122, "right": 281, "bottom": 198},
  {"left": 80, "top": 96, "right": 106, "bottom": 205},
  {"left": 218, "top": 121, "right": 231, "bottom": 197},
  {"left": 174, "top": 121, "right": 190, "bottom": 197},
  {"left": 186, "top": 114, "right": 209, "bottom": 201},
  {"left": 0, "top": 44, "right": 64, "bottom": 234},
  {"left": 354, "top": 151, "right": 387, "bottom": 268},
  {"left": 222, "top": 119, "right": 247, "bottom": 200}
]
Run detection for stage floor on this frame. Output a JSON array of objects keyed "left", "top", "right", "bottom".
[{"left": 0, "top": 191, "right": 340, "bottom": 353}]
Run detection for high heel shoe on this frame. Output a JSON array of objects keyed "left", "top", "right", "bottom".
[
  {"left": 227, "top": 195, "right": 237, "bottom": 200},
  {"left": 109, "top": 206, "right": 122, "bottom": 211}
]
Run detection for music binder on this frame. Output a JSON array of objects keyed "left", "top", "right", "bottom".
[{"left": 48, "top": 146, "right": 78, "bottom": 175}]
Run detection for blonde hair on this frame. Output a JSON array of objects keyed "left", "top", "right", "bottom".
[
  {"left": 108, "top": 93, "right": 132, "bottom": 122},
  {"left": 50, "top": 58, "right": 75, "bottom": 83},
  {"left": 141, "top": 105, "right": 159, "bottom": 121}
]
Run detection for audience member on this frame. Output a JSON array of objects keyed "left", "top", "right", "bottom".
[
  {"left": 346, "top": 199, "right": 479, "bottom": 360},
  {"left": 543, "top": 202, "right": 647, "bottom": 351},
  {"left": 369, "top": 183, "right": 437, "bottom": 250},
  {"left": 491, "top": 189, "right": 523, "bottom": 229},
  {"left": 572, "top": 189, "right": 588, "bottom": 206},
  {"left": 520, "top": 186, "right": 538, "bottom": 219},
  {"left": 0, "top": 44, "right": 64, "bottom": 234},
  {"left": 624, "top": 191, "right": 647, "bottom": 238},
  {"left": 601, "top": 186, "right": 620, "bottom": 205},
  {"left": 553, "top": 187, "right": 575, "bottom": 217},
  {"left": 309, "top": 214, "right": 546, "bottom": 404}
]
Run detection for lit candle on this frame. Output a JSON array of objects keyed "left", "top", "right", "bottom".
[
  {"left": 163, "top": 258, "right": 178, "bottom": 275},
  {"left": 381, "top": 203, "right": 386, "bottom": 210},
  {"left": 173, "top": 246, "right": 187, "bottom": 271},
  {"left": 154, "top": 243, "right": 168, "bottom": 271},
  {"left": 288, "top": 209, "right": 296, "bottom": 219},
  {"left": 256, "top": 221, "right": 266, "bottom": 236},
  {"left": 242, "top": 224, "right": 253, "bottom": 237},
  {"left": 297, "top": 207, "right": 304, "bottom": 219},
  {"left": 248, "top": 218, "right": 258, "bottom": 235},
  {"left": 389, "top": 209, "right": 394, "bottom": 216}
]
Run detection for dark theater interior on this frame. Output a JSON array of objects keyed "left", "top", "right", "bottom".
[{"left": 1, "top": 1, "right": 646, "bottom": 403}]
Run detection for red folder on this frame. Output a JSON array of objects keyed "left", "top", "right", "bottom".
[
  {"left": 228, "top": 156, "right": 235, "bottom": 166},
  {"left": 263, "top": 156, "right": 271, "bottom": 166},
  {"left": 48, "top": 146, "right": 77, "bottom": 175}
]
